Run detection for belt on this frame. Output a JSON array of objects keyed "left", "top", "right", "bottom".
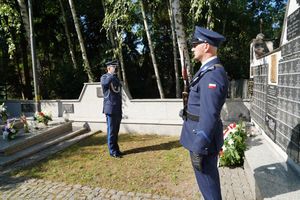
[{"left": 186, "top": 111, "right": 199, "bottom": 121}]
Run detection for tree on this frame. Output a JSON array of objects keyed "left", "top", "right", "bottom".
[
  {"left": 101, "top": 0, "right": 129, "bottom": 89},
  {"left": 168, "top": 0, "right": 180, "bottom": 98},
  {"left": 15, "top": 0, "right": 34, "bottom": 99},
  {"left": 0, "top": 0, "right": 287, "bottom": 99},
  {"left": 171, "top": 0, "right": 192, "bottom": 80},
  {"left": 59, "top": 0, "right": 77, "bottom": 70},
  {"left": 1, "top": 0, "right": 32, "bottom": 99},
  {"left": 68, "top": 0, "right": 94, "bottom": 82},
  {"left": 140, "top": 0, "right": 164, "bottom": 98}
]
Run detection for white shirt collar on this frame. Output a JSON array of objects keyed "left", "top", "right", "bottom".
[{"left": 200, "top": 56, "right": 217, "bottom": 68}]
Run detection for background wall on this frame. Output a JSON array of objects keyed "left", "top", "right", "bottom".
[
  {"left": 4, "top": 82, "right": 250, "bottom": 136},
  {"left": 250, "top": 0, "right": 300, "bottom": 166}
]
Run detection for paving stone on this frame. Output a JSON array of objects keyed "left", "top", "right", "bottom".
[{"left": 0, "top": 157, "right": 254, "bottom": 200}]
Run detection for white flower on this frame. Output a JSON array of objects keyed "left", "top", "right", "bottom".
[
  {"left": 0, "top": 103, "right": 6, "bottom": 111},
  {"left": 228, "top": 139, "right": 234, "bottom": 146}
]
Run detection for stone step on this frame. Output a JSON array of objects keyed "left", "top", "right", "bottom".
[
  {"left": 0, "top": 125, "right": 89, "bottom": 168},
  {"left": 0, "top": 128, "right": 98, "bottom": 174},
  {"left": 0, "top": 122, "right": 72, "bottom": 155}
]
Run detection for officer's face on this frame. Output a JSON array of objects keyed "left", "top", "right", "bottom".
[
  {"left": 107, "top": 66, "right": 117, "bottom": 74},
  {"left": 192, "top": 42, "right": 208, "bottom": 61}
]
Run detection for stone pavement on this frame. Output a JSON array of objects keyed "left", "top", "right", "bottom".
[{"left": 0, "top": 166, "right": 253, "bottom": 200}]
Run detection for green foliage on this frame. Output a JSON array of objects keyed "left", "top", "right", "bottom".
[
  {"left": 219, "top": 121, "right": 247, "bottom": 166},
  {"left": 0, "top": 1, "right": 21, "bottom": 58},
  {"left": 0, "top": 0, "right": 287, "bottom": 99}
]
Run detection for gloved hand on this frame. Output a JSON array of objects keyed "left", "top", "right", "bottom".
[{"left": 191, "top": 152, "right": 203, "bottom": 172}]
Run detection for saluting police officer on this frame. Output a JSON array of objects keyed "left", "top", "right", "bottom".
[
  {"left": 180, "top": 26, "right": 228, "bottom": 200},
  {"left": 100, "top": 60, "right": 123, "bottom": 158}
]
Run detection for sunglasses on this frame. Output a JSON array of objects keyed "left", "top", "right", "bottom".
[{"left": 191, "top": 41, "right": 207, "bottom": 48}]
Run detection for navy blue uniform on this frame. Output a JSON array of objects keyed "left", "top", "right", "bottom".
[
  {"left": 100, "top": 72, "right": 122, "bottom": 156},
  {"left": 180, "top": 57, "right": 228, "bottom": 200}
]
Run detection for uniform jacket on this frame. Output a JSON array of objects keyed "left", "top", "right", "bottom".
[
  {"left": 100, "top": 73, "right": 122, "bottom": 115},
  {"left": 180, "top": 57, "right": 228, "bottom": 155}
]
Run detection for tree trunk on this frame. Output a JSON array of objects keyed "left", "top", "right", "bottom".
[
  {"left": 168, "top": 0, "right": 180, "bottom": 98},
  {"left": 59, "top": 0, "right": 78, "bottom": 69},
  {"left": 170, "top": 0, "right": 192, "bottom": 81},
  {"left": 68, "top": 0, "right": 94, "bottom": 82},
  {"left": 17, "top": 0, "right": 30, "bottom": 40},
  {"left": 116, "top": 31, "right": 129, "bottom": 88},
  {"left": 15, "top": 54, "right": 25, "bottom": 99},
  {"left": 140, "top": 0, "right": 164, "bottom": 98},
  {"left": 20, "top": 32, "right": 33, "bottom": 99},
  {"left": 206, "top": 2, "right": 213, "bottom": 29},
  {"left": 18, "top": 0, "right": 34, "bottom": 99}
]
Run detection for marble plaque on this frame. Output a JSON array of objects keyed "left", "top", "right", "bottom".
[
  {"left": 265, "top": 114, "right": 276, "bottom": 140},
  {"left": 21, "top": 103, "right": 35, "bottom": 113},
  {"left": 266, "top": 85, "right": 278, "bottom": 118},
  {"left": 282, "top": 38, "right": 300, "bottom": 56},
  {"left": 287, "top": 7, "right": 300, "bottom": 41},
  {"left": 62, "top": 104, "right": 74, "bottom": 113}
]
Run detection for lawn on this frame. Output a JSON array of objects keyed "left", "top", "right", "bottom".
[{"left": 12, "top": 133, "right": 200, "bottom": 199}]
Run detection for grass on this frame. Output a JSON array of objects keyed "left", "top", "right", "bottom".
[{"left": 11, "top": 133, "right": 200, "bottom": 198}]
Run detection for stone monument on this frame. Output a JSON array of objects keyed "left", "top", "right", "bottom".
[{"left": 250, "top": 0, "right": 300, "bottom": 165}]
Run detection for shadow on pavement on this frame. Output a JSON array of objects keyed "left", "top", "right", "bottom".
[{"left": 254, "top": 161, "right": 300, "bottom": 199}]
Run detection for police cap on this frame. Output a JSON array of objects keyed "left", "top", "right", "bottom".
[
  {"left": 191, "top": 26, "right": 226, "bottom": 47},
  {"left": 106, "top": 60, "right": 119, "bottom": 67}
]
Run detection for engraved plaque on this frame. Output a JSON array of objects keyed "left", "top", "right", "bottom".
[
  {"left": 287, "top": 8, "right": 300, "bottom": 41},
  {"left": 297, "top": 75, "right": 300, "bottom": 87},
  {"left": 265, "top": 114, "right": 276, "bottom": 140},
  {"left": 21, "top": 103, "right": 35, "bottom": 113},
  {"left": 62, "top": 104, "right": 74, "bottom": 113},
  {"left": 266, "top": 85, "right": 278, "bottom": 118}
]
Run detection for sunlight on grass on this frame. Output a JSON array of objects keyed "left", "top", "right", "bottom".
[{"left": 12, "top": 133, "right": 199, "bottom": 198}]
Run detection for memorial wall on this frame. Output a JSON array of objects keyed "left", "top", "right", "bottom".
[{"left": 250, "top": 0, "right": 300, "bottom": 165}]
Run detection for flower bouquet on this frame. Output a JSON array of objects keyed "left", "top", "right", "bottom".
[
  {"left": 34, "top": 111, "right": 52, "bottom": 126},
  {"left": 20, "top": 114, "right": 29, "bottom": 133},
  {"left": 2, "top": 119, "right": 19, "bottom": 140},
  {"left": 0, "top": 103, "right": 8, "bottom": 122},
  {"left": 219, "top": 121, "right": 247, "bottom": 166}
]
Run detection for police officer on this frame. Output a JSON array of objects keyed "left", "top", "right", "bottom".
[
  {"left": 180, "top": 26, "right": 228, "bottom": 200},
  {"left": 100, "top": 60, "right": 123, "bottom": 158}
]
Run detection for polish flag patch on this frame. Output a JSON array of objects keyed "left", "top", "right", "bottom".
[{"left": 208, "top": 83, "right": 217, "bottom": 89}]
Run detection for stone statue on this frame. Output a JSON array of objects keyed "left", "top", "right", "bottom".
[{"left": 250, "top": 33, "right": 274, "bottom": 60}]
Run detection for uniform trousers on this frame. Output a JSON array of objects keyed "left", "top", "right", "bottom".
[
  {"left": 190, "top": 151, "right": 222, "bottom": 200},
  {"left": 106, "top": 114, "right": 121, "bottom": 155}
]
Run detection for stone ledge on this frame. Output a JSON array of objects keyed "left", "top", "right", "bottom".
[
  {"left": 244, "top": 122, "right": 300, "bottom": 200},
  {"left": 0, "top": 126, "right": 88, "bottom": 167},
  {"left": 0, "top": 122, "right": 73, "bottom": 155}
]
